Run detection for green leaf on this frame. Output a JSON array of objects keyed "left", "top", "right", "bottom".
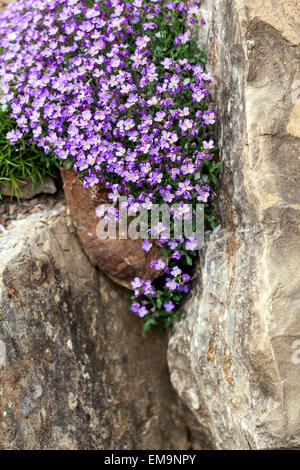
[
  {"left": 143, "top": 317, "right": 158, "bottom": 332},
  {"left": 64, "top": 160, "right": 73, "bottom": 170},
  {"left": 185, "top": 254, "right": 193, "bottom": 266}
]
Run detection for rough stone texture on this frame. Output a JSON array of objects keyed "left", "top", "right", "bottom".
[
  {"left": 0, "top": 204, "right": 189, "bottom": 450},
  {"left": 0, "top": 0, "right": 13, "bottom": 12},
  {"left": 61, "top": 167, "right": 164, "bottom": 290},
  {"left": 1, "top": 176, "right": 57, "bottom": 199},
  {"left": 168, "top": 0, "right": 300, "bottom": 450}
]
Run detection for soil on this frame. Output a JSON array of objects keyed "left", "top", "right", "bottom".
[{"left": 0, "top": 189, "right": 65, "bottom": 233}]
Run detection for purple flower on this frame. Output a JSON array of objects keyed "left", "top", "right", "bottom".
[
  {"left": 164, "top": 301, "right": 175, "bottom": 312},
  {"left": 171, "top": 266, "right": 182, "bottom": 277},
  {"left": 203, "top": 110, "right": 216, "bottom": 125},
  {"left": 166, "top": 278, "right": 178, "bottom": 291},
  {"left": 203, "top": 139, "right": 214, "bottom": 150},
  {"left": 185, "top": 236, "right": 198, "bottom": 250},
  {"left": 142, "top": 240, "right": 153, "bottom": 252},
  {"left": 143, "top": 280, "right": 156, "bottom": 296},
  {"left": 131, "top": 303, "right": 141, "bottom": 313},
  {"left": 0, "top": 0, "right": 216, "bottom": 326},
  {"left": 131, "top": 277, "right": 142, "bottom": 290},
  {"left": 165, "top": 2, "right": 175, "bottom": 9},
  {"left": 6, "top": 129, "right": 22, "bottom": 144},
  {"left": 136, "top": 36, "right": 151, "bottom": 49},
  {"left": 151, "top": 259, "right": 166, "bottom": 271},
  {"left": 179, "top": 119, "right": 193, "bottom": 133},
  {"left": 138, "top": 306, "right": 148, "bottom": 318},
  {"left": 168, "top": 241, "right": 178, "bottom": 250},
  {"left": 197, "top": 190, "right": 210, "bottom": 202},
  {"left": 182, "top": 274, "right": 191, "bottom": 283},
  {"left": 188, "top": 4, "right": 198, "bottom": 15}
]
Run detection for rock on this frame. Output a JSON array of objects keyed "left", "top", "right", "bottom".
[
  {"left": 168, "top": 0, "right": 300, "bottom": 450},
  {"left": 0, "top": 204, "right": 189, "bottom": 450},
  {"left": 1, "top": 176, "right": 57, "bottom": 199},
  {"left": 0, "top": 0, "right": 13, "bottom": 12},
  {"left": 60, "top": 167, "right": 163, "bottom": 290},
  {"left": 8, "top": 204, "right": 15, "bottom": 216},
  {"left": 287, "top": 102, "right": 300, "bottom": 138}
]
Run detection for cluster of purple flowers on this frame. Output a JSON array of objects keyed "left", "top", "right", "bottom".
[{"left": 0, "top": 0, "right": 216, "bottom": 328}]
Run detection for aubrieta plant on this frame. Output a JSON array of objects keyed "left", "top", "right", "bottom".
[
  {"left": 0, "top": 0, "right": 219, "bottom": 330},
  {"left": 0, "top": 106, "right": 60, "bottom": 197}
]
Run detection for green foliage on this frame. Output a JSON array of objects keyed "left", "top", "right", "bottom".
[
  {"left": 0, "top": 1, "right": 220, "bottom": 330},
  {"left": 0, "top": 107, "right": 60, "bottom": 198}
]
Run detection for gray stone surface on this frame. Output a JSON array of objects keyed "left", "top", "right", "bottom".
[
  {"left": 168, "top": 0, "right": 300, "bottom": 450},
  {"left": 0, "top": 204, "right": 189, "bottom": 450}
]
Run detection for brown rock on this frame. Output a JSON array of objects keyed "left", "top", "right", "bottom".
[
  {"left": 0, "top": 205, "right": 189, "bottom": 450},
  {"left": 60, "top": 167, "right": 162, "bottom": 290}
]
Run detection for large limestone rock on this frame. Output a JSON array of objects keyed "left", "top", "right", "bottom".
[
  {"left": 168, "top": 0, "right": 300, "bottom": 450},
  {"left": 0, "top": 204, "right": 189, "bottom": 450}
]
